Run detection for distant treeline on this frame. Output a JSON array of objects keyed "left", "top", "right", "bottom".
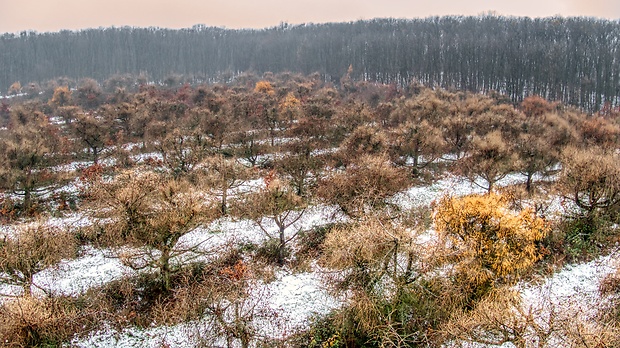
[{"left": 1, "top": 16, "right": 620, "bottom": 111}]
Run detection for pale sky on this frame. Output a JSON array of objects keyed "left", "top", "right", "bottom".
[{"left": 1, "top": 0, "right": 619, "bottom": 34}]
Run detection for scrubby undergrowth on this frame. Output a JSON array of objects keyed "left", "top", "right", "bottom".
[{"left": 1, "top": 75, "right": 619, "bottom": 347}]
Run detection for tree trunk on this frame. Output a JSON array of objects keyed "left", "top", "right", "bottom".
[
  {"left": 23, "top": 185, "right": 32, "bottom": 213},
  {"left": 411, "top": 141, "right": 421, "bottom": 177},
  {"left": 525, "top": 172, "right": 533, "bottom": 193},
  {"left": 159, "top": 249, "right": 172, "bottom": 291},
  {"left": 23, "top": 169, "right": 33, "bottom": 213},
  {"left": 93, "top": 147, "right": 99, "bottom": 165},
  {"left": 221, "top": 187, "right": 228, "bottom": 216},
  {"left": 278, "top": 225, "right": 286, "bottom": 265},
  {"left": 23, "top": 279, "right": 32, "bottom": 296}
]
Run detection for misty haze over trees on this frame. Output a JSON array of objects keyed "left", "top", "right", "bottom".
[{"left": 2, "top": 15, "right": 620, "bottom": 111}]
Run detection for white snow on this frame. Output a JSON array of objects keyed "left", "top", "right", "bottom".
[
  {"left": 390, "top": 173, "right": 503, "bottom": 210},
  {"left": 257, "top": 269, "right": 341, "bottom": 336},
  {"left": 131, "top": 152, "right": 163, "bottom": 163},
  {"left": 0, "top": 246, "right": 132, "bottom": 300},
  {"left": 519, "top": 250, "right": 619, "bottom": 320},
  {"left": 71, "top": 269, "right": 340, "bottom": 348},
  {"left": 177, "top": 204, "right": 346, "bottom": 254},
  {"left": 0, "top": 212, "right": 92, "bottom": 239},
  {"left": 34, "top": 247, "right": 134, "bottom": 297},
  {"left": 391, "top": 172, "right": 560, "bottom": 214},
  {"left": 0, "top": 164, "right": 616, "bottom": 347}
]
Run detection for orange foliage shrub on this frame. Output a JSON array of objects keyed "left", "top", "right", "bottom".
[
  {"left": 254, "top": 81, "right": 275, "bottom": 95},
  {"left": 520, "top": 95, "right": 554, "bottom": 118},
  {"left": 49, "top": 86, "right": 72, "bottom": 107},
  {"left": 434, "top": 193, "right": 549, "bottom": 292}
]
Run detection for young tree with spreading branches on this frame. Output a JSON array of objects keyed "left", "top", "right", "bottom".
[
  {"left": 460, "top": 131, "right": 517, "bottom": 193},
  {"left": 317, "top": 154, "right": 409, "bottom": 218},
  {"left": 557, "top": 147, "right": 620, "bottom": 238},
  {"left": 242, "top": 173, "right": 306, "bottom": 265},
  {"left": 93, "top": 171, "right": 217, "bottom": 291},
  {"left": 203, "top": 154, "right": 251, "bottom": 216},
  {"left": 0, "top": 109, "right": 67, "bottom": 214}
]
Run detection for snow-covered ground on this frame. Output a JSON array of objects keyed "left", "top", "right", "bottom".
[
  {"left": 0, "top": 247, "right": 132, "bottom": 299},
  {"left": 0, "top": 211, "right": 91, "bottom": 240},
  {"left": 70, "top": 269, "right": 339, "bottom": 347},
  {"left": 130, "top": 151, "right": 163, "bottom": 163},
  {"left": 519, "top": 250, "right": 619, "bottom": 321},
  {"left": 449, "top": 251, "right": 619, "bottom": 348},
  {"left": 1, "top": 170, "right": 616, "bottom": 347},
  {"left": 391, "top": 172, "right": 539, "bottom": 210},
  {"left": 36, "top": 247, "right": 134, "bottom": 297}
]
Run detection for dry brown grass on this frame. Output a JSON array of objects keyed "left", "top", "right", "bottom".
[
  {"left": 443, "top": 287, "right": 620, "bottom": 348},
  {"left": 0, "top": 295, "right": 96, "bottom": 347},
  {"left": 0, "top": 223, "right": 78, "bottom": 296}
]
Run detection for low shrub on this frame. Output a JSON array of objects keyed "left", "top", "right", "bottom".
[
  {"left": 255, "top": 237, "right": 291, "bottom": 265},
  {"left": 0, "top": 295, "right": 95, "bottom": 348},
  {"left": 0, "top": 224, "right": 78, "bottom": 296},
  {"left": 292, "top": 223, "right": 344, "bottom": 269}
]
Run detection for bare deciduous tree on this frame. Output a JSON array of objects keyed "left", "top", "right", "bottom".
[
  {"left": 242, "top": 173, "right": 306, "bottom": 265},
  {"left": 318, "top": 154, "right": 409, "bottom": 218},
  {"left": 557, "top": 147, "right": 620, "bottom": 220}
]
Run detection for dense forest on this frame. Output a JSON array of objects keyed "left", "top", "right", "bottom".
[{"left": 2, "top": 16, "right": 620, "bottom": 111}]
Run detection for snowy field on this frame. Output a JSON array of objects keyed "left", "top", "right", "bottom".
[{"left": 1, "top": 171, "right": 617, "bottom": 347}]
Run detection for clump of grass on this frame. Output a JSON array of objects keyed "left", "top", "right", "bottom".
[{"left": 0, "top": 295, "right": 97, "bottom": 347}]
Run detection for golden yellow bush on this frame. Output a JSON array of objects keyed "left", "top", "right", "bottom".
[
  {"left": 49, "top": 86, "right": 72, "bottom": 107},
  {"left": 254, "top": 80, "right": 275, "bottom": 95},
  {"left": 434, "top": 193, "right": 549, "bottom": 287},
  {"left": 279, "top": 92, "right": 300, "bottom": 111}
]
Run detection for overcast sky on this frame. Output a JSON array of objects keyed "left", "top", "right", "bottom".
[{"left": 1, "top": 0, "right": 619, "bottom": 34}]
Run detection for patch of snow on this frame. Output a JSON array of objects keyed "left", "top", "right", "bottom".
[
  {"left": 391, "top": 172, "right": 556, "bottom": 211},
  {"left": 0, "top": 212, "right": 92, "bottom": 239},
  {"left": 51, "top": 160, "right": 93, "bottom": 173},
  {"left": 0, "top": 93, "right": 26, "bottom": 99},
  {"left": 70, "top": 323, "right": 207, "bottom": 348},
  {"left": 519, "top": 251, "right": 619, "bottom": 321},
  {"left": 177, "top": 204, "right": 346, "bottom": 255},
  {"left": 71, "top": 269, "right": 341, "bottom": 347},
  {"left": 131, "top": 152, "right": 163, "bottom": 163},
  {"left": 44, "top": 212, "right": 93, "bottom": 230},
  {"left": 33, "top": 247, "right": 134, "bottom": 297},
  {"left": 448, "top": 342, "right": 516, "bottom": 348},
  {"left": 391, "top": 174, "right": 487, "bottom": 210},
  {"left": 0, "top": 283, "right": 22, "bottom": 301},
  {"left": 228, "top": 178, "right": 266, "bottom": 196},
  {"left": 49, "top": 116, "right": 65, "bottom": 125},
  {"left": 122, "top": 142, "right": 144, "bottom": 152},
  {"left": 254, "top": 269, "right": 341, "bottom": 338},
  {"left": 236, "top": 154, "right": 274, "bottom": 167}
]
